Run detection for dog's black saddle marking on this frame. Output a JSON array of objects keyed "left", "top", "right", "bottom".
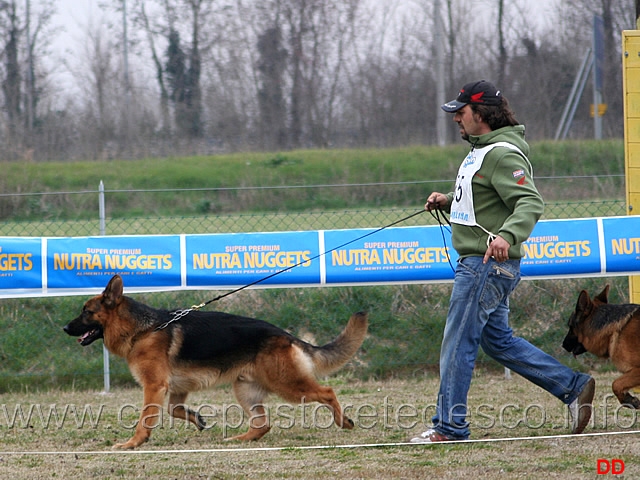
[
  {"left": 591, "top": 304, "right": 640, "bottom": 330},
  {"left": 168, "top": 310, "right": 294, "bottom": 368}
]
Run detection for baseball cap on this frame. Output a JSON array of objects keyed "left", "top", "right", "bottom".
[{"left": 441, "top": 80, "right": 503, "bottom": 113}]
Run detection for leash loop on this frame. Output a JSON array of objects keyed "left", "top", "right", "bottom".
[{"left": 429, "top": 207, "right": 455, "bottom": 273}]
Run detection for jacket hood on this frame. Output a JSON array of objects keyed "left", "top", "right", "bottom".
[{"left": 468, "top": 125, "right": 528, "bottom": 156}]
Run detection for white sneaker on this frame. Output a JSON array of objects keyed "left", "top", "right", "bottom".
[{"left": 409, "top": 428, "right": 458, "bottom": 443}]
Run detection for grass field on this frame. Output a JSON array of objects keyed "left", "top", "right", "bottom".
[
  {"left": 0, "top": 140, "right": 635, "bottom": 477},
  {"left": 0, "top": 372, "right": 638, "bottom": 479}
]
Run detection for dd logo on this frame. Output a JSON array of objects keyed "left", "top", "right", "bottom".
[{"left": 597, "top": 458, "right": 625, "bottom": 475}]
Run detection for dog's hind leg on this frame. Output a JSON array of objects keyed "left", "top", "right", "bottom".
[
  {"left": 257, "top": 344, "right": 354, "bottom": 432},
  {"left": 265, "top": 366, "right": 354, "bottom": 431},
  {"left": 168, "top": 392, "right": 206, "bottom": 430},
  {"left": 280, "top": 379, "right": 354, "bottom": 430},
  {"left": 613, "top": 370, "right": 640, "bottom": 409},
  {"left": 224, "top": 379, "right": 271, "bottom": 441}
]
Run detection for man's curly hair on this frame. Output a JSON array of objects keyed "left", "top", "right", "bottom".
[{"left": 471, "top": 97, "right": 519, "bottom": 131}]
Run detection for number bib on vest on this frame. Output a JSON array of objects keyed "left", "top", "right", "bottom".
[{"left": 450, "top": 142, "right": 527, "bottom": 227}]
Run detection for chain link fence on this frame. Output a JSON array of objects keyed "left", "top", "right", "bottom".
[
  {"left": 0, "top": 201, "right": 627, "bottom": 237},
  {"left": 0, "top": 185, "right": 627, "bottom": 238}
]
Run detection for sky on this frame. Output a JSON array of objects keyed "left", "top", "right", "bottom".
[
  {"left": 48, "top": 0, "right": 561, "bottom": 95},
  {"left": 49, "top": 0, "right": 101, "bottom": 89},
  {"left": 53, "top": 0, "right": 96, "bottom": 44},
  {"left": 55, "top": 0, "right": 559, "bottom": 53}
]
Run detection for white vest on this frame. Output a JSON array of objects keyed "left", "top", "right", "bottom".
[{"left": 450, "top": 142, "right": 529, "bottom": 232}]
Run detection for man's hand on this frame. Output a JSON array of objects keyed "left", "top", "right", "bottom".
[
  {"left": 484, "top": 236, "right": 511, "bottom": 264},
  {"left": 425, "top": 193, "right": 448, "bottom": 211}
]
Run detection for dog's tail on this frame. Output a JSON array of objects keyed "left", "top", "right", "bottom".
[{"left": 308, "top": 311, "right": 368, "bottom": 377}]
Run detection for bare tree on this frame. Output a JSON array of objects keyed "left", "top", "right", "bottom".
[
  {"left": 65, "top": 19, "right": 121, "bottom": 159},
  {"left": 1, "top": 0, "right": 628, "bottom": 160},
  {"left": 183, "top": 0, "right": 203, "bottom": 138},
  {"left": 1, "top": 1, "right": 22, "bottom": 139},
  {"left": 497, "top": 0, "right": 507, "bottom": 86},
  {"left": 133, "top": 0, "right": 171, "bottom": 135},
  {"left": 0, "top": 0, "right": 56, "bottom": 159},
  {"left": 255, "top": 0, "right": 360, "bottom": 148},
  {"left": 256, "top": 25, "right": 287, "bottom": 149},
  {"left": 165, "top": 28, "right": 188, "bottom": 134},
  {"left": 129, "top": 0, "right": 221, "bottom": 145}
]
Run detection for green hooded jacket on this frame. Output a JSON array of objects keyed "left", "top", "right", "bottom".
[{"left": 443, "top": 125, "right": 544, "bottom": 259}]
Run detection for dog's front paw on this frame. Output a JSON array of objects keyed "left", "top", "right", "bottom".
[
  {"left": 112, "top": 436, "right": 148, "bottom": 450},
  {"left": 342, "top": 417, "right": 355, "bottom": 429},
  {"left": 113, "top": 442, "right": 136, "bottom": 450},
  {"left": 621, "top": 393, "right": 640, "bottom": 409}
]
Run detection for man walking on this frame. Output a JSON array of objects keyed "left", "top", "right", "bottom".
[{"left": 410, "top": 80, "right": 595, "bottom": 443}]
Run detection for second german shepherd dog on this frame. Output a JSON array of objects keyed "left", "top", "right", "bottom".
[
  {"left": 563, "top": 284, "right": 640, "bottom": 409},
  {"left": 63, "top": 275, "right": 368, "bottom": 449}
]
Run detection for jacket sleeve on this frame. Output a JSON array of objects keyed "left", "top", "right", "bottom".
[
  {"left": 444, "top": 192, "right": 455, "bottom": 213},
  {"left": 491, "top": 150, "right": 544, "bottom": 247}
]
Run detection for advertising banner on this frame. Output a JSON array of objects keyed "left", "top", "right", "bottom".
[
  {"left": 521, "top": 218, "right": 602, "bottom": 277},
  {"left": 0, "top": 237, "right": 42, "bottom": 290},
  {"left": 46, "top": 235, "right": 182, "bottom": 289},
  {"left": 602, "top": 216, "right": 640, "bottom": 273},
  {"left": 1, "top": 216, "right": 639, "bottom": 298},
  {"left": 324, "top": 226, "right": 456, "bottom": 284},
  {"left": 185, "top": 231, "right": 321, "bottom": 287}
]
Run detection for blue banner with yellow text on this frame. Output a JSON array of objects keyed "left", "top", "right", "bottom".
[
  {"left": 0, "top": 237, "right": 42, "bottom": 290},
  {"left": 324, "top": 226, "right": 456, "bottom": 283},
  {"left": 46, "top": 236, "right": 181, "bottom": 289},
  {"left": 521, "top": 218, "right": 601, "bottom": 277},
  {"left": 185, "top": 231, "right": 320, "bottom": 287},
  {"left": 1, "top": 216, "right": 639, "bottom": 298},
  {"left": 602, "top": 216, "right": 640, "bottom": 273}
]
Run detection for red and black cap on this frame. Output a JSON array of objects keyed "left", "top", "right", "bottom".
[{"left": 441, "top": 80, "right": 503, "bottom": 113}]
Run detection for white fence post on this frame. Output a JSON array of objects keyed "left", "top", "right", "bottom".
[{"left": 99, "top": 181, "right": 110, "bottom": 394}]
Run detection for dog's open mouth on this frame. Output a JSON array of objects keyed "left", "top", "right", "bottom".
[{"left": 78, "top": 327, "right": 103, "bottom": 346}]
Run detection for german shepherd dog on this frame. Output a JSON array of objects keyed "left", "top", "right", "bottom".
[
  {"left": 563, "top": 284, "right": 640, "bottom": 409},
  {"left": 63, "top": 275, "right": 368, "bottom": 449}
]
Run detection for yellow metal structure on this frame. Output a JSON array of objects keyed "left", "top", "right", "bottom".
[
  {"left": 589, "top": 104, "right": 607, "bottom": 117},
  {"left": 623, "top": 31, "right": 640, "bottom": 302}
]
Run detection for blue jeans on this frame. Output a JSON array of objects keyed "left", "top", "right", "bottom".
[{"left": 431, "top": 256, "right": 592, "bottom": 439}]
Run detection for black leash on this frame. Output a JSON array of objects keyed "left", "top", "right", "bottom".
[
  {"left": 155, "top": 209, "right": 426, "bottom": 330},
  {"left": 429, "top": 207, "right": 456, "bottom": 274}
]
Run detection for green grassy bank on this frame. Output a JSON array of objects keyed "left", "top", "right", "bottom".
[{"left": 0, "top": 139, "right": 624, "bottom": 220}]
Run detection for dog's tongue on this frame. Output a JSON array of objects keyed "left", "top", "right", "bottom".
[{"left": 78, "top": 331, "right": 92, "bottom": 343}]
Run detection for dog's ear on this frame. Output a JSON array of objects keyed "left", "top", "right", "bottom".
[
  {"left": 102, "top": 275, "right": 124, "bottom": 309},
  {"left": 594, "top": 284, "right": 610, "bottom": 304},
  {"left": 575, "top": 290, "right": 593, "bottom": 315}
]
